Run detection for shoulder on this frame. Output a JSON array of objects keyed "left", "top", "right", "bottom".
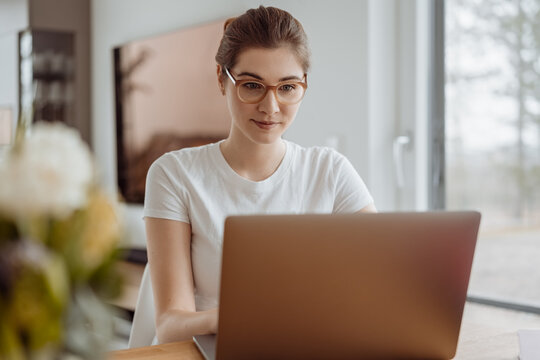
[
  {"left": 149, "top": 141, "right": 220, "bottom": 173},
  {"left": 146, "top": 142, "right": 221, "bottom": 187},
  {"left": 287, "top": 141, "right": 345, "bottom": 166}
]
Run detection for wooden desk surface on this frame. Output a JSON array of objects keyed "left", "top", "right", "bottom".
[
  {"left": 109, "top": 340, "right": 204, "bottom": 360},
  {"left": 109, "top": 320, "right": 519, "bottom": 360}
]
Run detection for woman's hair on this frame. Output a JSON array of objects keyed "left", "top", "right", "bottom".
[{"left": 215, "top": 6, "right": 311, "bottom": 79}]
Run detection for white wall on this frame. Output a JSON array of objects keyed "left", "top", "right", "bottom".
[
  {"left": 0, "top": 0, "right": 27, "bottom": 34},
  {"left": 366, "top": 0, "right": 429, "bottom": 212},
  {"left": 0, "top": 0, "right": 28, "bottom": 145},
  {"left": 367, "top": 0, "right": 398, "bottom": 212}
]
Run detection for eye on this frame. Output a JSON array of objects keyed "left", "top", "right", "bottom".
[
  {"left": 242, "top": 82, "right": 264, "bottom": 90},
  {"left": 279, "top": 83, "right": 297, "bottom": 92}
]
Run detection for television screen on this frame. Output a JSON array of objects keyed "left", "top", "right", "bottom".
[{"left": 114, "top": 19, "right": 230, "bottom": 204}]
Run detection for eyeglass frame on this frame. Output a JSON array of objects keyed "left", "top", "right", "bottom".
[{"left": 224, "top": 67, "right": 308, "bottom": 105}]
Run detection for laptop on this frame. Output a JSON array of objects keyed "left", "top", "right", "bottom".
[{"left": 194, "top": 211, "right": 480, "bottom": 360}]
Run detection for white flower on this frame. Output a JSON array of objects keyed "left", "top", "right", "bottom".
[{"left": 0, "top": 122, "right": 93, "bottom": 219}]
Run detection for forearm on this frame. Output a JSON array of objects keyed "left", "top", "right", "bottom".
[{"left": 156, "top": 308, "right": 218, "bottom": 344}]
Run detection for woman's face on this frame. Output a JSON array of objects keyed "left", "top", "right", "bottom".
[{"left": 220, "top": 46, "right": 305, "bottom": 146}]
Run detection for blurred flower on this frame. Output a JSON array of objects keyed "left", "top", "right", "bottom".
[
  {"left": 0, "top": 240, "right": 68, "bottom": 358},
  {"left": 80, "top": 190, "right": 121, "bottom": 270},
  {"left": 0, "top": 122, "right": 123, "bottom": 360},
  {"left": 0, "top": 122, "right": 93, "bottom": 219}
]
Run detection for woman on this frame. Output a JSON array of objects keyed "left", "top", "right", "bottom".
[{"left": 144, "top": 5, "right": 376, "bottom": 344}]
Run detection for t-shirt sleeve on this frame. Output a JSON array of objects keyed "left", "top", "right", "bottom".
[
  {"left": 332, "top": 151, "right": 374, "bottom": 213},
  {"left": 143, "top": 155, "right": 190, "bottom": 223}
]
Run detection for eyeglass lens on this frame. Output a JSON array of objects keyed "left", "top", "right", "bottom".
[{"left": 238, "top": 81, "right": 305, "bottom": 104}]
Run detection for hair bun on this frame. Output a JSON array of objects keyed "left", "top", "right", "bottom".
[{"left": 223, "top": 17, "right": 236, "bottom": 31}]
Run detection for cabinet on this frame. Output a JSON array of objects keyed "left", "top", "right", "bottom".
[{"left": 18, "top": 29, "right": 75, "bottom": 125}]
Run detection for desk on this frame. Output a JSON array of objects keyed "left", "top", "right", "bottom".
[
  {"left": 455, "top": 321, "right": 518, "bottom": 359},
  {"left": 109, "top": 319, "right": 519, "bottom": 360},
  {"left": 109, "top": 340, "right": 204, "bottom": 360}
]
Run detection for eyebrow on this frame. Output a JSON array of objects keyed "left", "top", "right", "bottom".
[{"left": 236, "top": 71, "right": 304, "bottom": 82}]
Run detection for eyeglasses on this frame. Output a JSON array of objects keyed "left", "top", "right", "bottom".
[{"left": 225, "top": 68, "right": 307, "bottom": 105}]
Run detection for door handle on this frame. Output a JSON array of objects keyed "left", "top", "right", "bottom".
[{"left": 393, "top": 134, "right": 412, "bottom": 189}]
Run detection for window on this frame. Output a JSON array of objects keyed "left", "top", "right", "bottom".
[{"left": 445, "top": 0, "right": 540, "bottom": 307}]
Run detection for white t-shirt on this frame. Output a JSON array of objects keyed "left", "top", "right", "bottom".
[{"left": 143, "top": 140, "right": 373, "bottom": 310}]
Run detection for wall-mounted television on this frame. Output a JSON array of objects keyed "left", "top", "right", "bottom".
[{"left": 114, "top": 19, "right": 230, "bottom": 204}]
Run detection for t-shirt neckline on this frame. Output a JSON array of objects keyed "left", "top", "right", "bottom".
[{"left": 211, "top": 139, "right": 294, "bottom": 191}]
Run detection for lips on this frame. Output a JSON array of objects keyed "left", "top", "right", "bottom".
[{"left": 251, "top": 119, "right": 279, "bottom": 130}]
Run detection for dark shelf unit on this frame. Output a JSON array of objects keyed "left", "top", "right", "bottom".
[{"left": 18, "top": 29, "right": 75, "bottom": 125}]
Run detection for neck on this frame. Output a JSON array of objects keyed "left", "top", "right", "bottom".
[{"left": 220, "top": 137, "right": 286, "bottom": 182}]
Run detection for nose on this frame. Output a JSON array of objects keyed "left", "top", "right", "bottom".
[{"left": 257, "top": 89, "right": 280, "bottom": 115}]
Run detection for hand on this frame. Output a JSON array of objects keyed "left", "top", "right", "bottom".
[{"left": 207, "top": 307, "right": 219, "bottom": 334}]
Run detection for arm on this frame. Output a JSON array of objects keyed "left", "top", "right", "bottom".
[
  {"left": 356, "top": 202, "right": 377, "bottom": 213},
  {"left": 331, "top": 151, "right": 376, "bottom": 214},
  {"left": 145, "top": 217, "right": 218, "bottom": 343}
]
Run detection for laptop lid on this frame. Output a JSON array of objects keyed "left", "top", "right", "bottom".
[{"left": 215, "top": 211, "right": 480, "bottom": 360}]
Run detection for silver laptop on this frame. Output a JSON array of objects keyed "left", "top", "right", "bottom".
[{"left": 194, "top": 211, "right": 480, "bottom": 360}]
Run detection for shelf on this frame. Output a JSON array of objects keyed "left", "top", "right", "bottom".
[{"left": 33, "top": 72, "right": 71, "bottom": 82}]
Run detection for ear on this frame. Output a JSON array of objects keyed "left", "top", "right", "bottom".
[{"left": 216, "top": 64, "right": 225, "bottom": 95}]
